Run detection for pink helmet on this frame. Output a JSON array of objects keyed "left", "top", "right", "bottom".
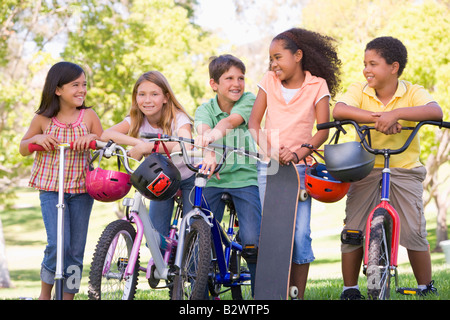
[{"left": 86, "top": 150, "right": 132, "bottom": 202}]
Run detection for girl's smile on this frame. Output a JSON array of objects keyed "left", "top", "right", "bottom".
[
  {"left": 136, "top": 80, "right": 168, "bottom": 121},
  {"left": 55, "top": 73, "right": 87, "bottom": 108},
  {"left": 269, "top": 39, "right": 303, "bottom": 88}
]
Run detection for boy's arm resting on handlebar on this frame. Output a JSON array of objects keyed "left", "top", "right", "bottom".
[
  {"left": 333, "top": 102, "right": 379, "bottom": 123},
  {"left": 333, "top": 101, "right": 443, "bottom": 135},
  {"left": 194, "top": 114, "right": 244, "bottom": 148}
]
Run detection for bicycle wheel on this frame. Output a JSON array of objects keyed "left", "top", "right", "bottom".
[
  {"left": 172, "top": 218, "right": 211, "bottom": 300},
  {"left": 366, "top": 208, "right": 392, "bottom": 300},
  {"left": 88, "top": 220, "right": 139, "bottom": 300}
]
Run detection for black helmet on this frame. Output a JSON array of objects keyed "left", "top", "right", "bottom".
[
  {"left": 324, "top": 141, "right": 375, "bottom": 182},
  {"left": 130, "top": 153, "right": 181, "bottom": 201}
]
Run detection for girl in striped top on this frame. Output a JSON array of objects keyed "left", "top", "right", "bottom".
[{"left": 20, "top": 61, "right": 103, "bottom": 300}]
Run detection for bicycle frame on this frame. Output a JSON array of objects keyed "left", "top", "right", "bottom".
[
  {"left": 142, "top": 133, "right": 258, "bottom": 291},
  {"left": 363, "top": 161, "right": 401, "bottom": 269},
  {"left": 97, "top": 136, "right": 256, "bottom": 293}
]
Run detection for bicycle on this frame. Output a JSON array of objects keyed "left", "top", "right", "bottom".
[
  {"left": 317, "top": 119, "right": 450, "bottom": 300},
  {"left": 140, "top": 133, "right": 261, "bottom": 300},
  {"left": 87, "top": 135, "right": 259, "bottom": 300}
]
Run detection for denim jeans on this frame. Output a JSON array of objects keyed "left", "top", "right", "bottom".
[
  {"left": 39, "top": 191, "right": 94, "bottom": 293},
  {"left": 258, "top": 162, "right": 315, "bottom": 265},
  {"left": 202, "top": 185, "right": 261, "bottom": 248},
  {"left": 149, "top": 174, "right": 196, "bottom": 236}
]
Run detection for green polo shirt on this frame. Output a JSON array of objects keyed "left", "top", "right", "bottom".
[{"left": 194, "top": 92, "right": 258, "bottom": 188}]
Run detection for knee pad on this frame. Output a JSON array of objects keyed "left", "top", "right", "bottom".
[{"left": 242, "top": 245, "right": 258, "bottom": 264}]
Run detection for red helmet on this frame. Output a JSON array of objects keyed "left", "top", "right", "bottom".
[{"left": 305, "top": 163, "right": 350, "bottom": 203}]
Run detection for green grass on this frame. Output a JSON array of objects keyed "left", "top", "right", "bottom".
[{"left": 1, "top": 188, "right": 449, "bottom": 300}]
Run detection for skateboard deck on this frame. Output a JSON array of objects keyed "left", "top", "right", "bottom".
[{"left": 254, "top": 161, "right": 300, "bottom": 300}]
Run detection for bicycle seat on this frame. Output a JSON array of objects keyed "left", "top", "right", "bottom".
[{"left": 221, "top": 192, "right": 236, "bottom": 211}]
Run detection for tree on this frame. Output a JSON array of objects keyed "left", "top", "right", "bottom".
[
  {"left": 62, "top": 0, "right": 219, "bottom": 130},
  {"left": 302, "top": 0, "right": 450, "bottom": 250},
  {"left": 1, "top": 0, "right": 82, "bottom": 288}
]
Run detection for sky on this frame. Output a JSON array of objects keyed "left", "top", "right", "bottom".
[{"left": 194, "top": 0, "right": 298, "bottom": 46}]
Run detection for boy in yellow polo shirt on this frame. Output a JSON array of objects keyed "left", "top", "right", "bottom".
[{"left": 333, "top": 36, "right": 443, "bottom": 299}]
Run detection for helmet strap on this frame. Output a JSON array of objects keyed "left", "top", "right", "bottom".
[{"left": 151, "top": 134, "right": 171, "bottom": 159}]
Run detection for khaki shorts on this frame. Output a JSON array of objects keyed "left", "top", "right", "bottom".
[{"left": 341, "top": 166, "right": 429, "bottom": 253}]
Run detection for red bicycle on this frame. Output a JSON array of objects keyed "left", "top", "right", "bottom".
[{"left": 317, "top": 119, "right": 449, "bottom": 300}]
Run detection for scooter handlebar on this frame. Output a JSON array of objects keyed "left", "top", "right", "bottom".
[{"left": 28, "top": 140, "right": 98, "bottom": 153}]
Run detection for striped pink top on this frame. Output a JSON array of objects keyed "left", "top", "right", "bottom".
[{"left": 28, "top": 109, "right": 92, "bottom": 193}]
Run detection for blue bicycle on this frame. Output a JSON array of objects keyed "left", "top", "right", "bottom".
[{"left": 141, "top": 133, "right": 260, "bottom": 300}]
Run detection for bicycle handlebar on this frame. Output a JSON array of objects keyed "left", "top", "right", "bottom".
[
  {"left": 28, "top": 140, "right": 99, "bottom": 153},
  {"left": 140, "top": 132, "right": 261, "bottom": 174},
  {"left": 317, "top": 119, "right": 450, "bottom": 156}
]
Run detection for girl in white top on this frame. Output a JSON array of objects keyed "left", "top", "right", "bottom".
[{"left": 101, "top": 71, "right": 195, "bottom": 236}]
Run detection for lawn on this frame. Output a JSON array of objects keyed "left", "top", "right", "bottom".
[{"left": 1, "top": 187, "right": 449, "bottom": 300}]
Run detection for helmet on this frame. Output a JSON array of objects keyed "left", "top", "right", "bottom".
[
  {"left": 324, "top": 141, "right": 375, "bottom": 182},
  {"left": 130, "top": 153, "right": 181, "bottom": 201},
  {"left": 86, "top": 167, "right": 132, "bottom": 202},
  {"left": 305, "top": 163, "right": 350, "bottom": 203}
]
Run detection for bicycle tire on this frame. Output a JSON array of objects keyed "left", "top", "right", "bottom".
[
  {"left": 88, "top": 220, "right": 139, "bottom": 300},
  {"left": 172, "top": 218, "right": 211, "bottom": 300},
  {"left": 366, "top": 208, "right": 392, "bottom": 300}
]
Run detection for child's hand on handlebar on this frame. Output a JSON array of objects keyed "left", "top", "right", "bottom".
[
  {"left": 372, "top": 112, "right": 403, "bottom": 135},
  {"left": 197, "top": 149, "right": 220, "bottom": 179},
  {"left": 33, "top": 134, "right": 60, "bottom": 151},
  {"left": 194, "top": 134, "right": 214, "bottom": 148},
  {"left": 71, "top": 133, "right": 98, "bottom": 151},
  {"left": 127, "top": 141, "right": 153, "bottom": 161}
]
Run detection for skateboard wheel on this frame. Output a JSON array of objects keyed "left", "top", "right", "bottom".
[
  {"left": 299, "top": 190, "right": 308, "bottom": 202},
  {"left": 289, "top": 286, "right": 298, "bottom": 299}
]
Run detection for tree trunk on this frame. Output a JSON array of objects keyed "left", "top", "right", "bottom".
[
  {"left": 423, "top": 129, "right": 450, "bottom": 252},
  {"left": 0, "top": 217, "right": 12, "bottom": 288}
]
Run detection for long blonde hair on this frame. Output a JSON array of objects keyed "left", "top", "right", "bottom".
[{"left": 129, "top": 71, "right": 193, "bottom": 138}]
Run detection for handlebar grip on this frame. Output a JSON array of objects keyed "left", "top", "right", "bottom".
[
  {"left": 28, "top": 140, "right": 98, "bottom": 153},
  {"left": 72, "top": 140, "right": 97, "bottom": 150},
  {"left": 28, "top": 143, "right": 47, "bottom": 152},
  {"left": 317, "top": 122, "right": 338, "bottom": 130}
]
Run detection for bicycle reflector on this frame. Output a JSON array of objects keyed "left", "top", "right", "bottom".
[
  {"left": 305, "top": 163, "right": 350, "bottom": 203},
  {"left": 324, "top": 141, "right": 375, "bottom": 182},
  {"left": 130, "top": 153, "right": 181, "bottom": 201}
]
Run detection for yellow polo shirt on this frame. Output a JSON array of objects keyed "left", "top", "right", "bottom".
[{"left": 338, "top": 80, "right": 435, "bottom": 168}]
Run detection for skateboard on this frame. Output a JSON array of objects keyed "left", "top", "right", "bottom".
[{"left": 254, "top": 160, "right": 300, "bottom": 300}]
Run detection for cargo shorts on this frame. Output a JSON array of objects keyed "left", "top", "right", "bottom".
[{"left": 341, "top": 166, "right": 429, "bottom": 253}]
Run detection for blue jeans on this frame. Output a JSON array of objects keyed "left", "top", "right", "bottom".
[
  {"left": 258, "top": 162, "right": 315, "bottom": 265},
  {"left": 39, "top": 191, "right": 94, "bottom": 293},
  {"left": 149, "top": 174, "right": 196, "bottom": 236},
  {"left": 202, "top": 185, "right": 261, "bottom": 248}
]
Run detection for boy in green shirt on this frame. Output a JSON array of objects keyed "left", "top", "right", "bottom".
[{"left": 194, "top": 55, "right": 261, "bottom": 295}]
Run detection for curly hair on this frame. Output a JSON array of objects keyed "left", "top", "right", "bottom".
[
  {"left": 273, "top": 28, "right": 342, "bottom": 99},
  {"left": 365, "top": 36, "right": 408, "bottom": 77}
]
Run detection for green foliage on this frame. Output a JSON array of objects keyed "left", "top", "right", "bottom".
[
  {"left": 303, "top": 0, "right": 449, "bottom": 155},
  {"left": 63, "top": 0, "right": 219, "bottom": 128}
]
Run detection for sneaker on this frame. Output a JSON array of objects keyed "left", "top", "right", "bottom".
[
  {"left": 340, "top": 288, "right": 365, "bottom": 300},
  {"left": 419, "top": 280, "right": 438, "bottom": 297}
]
